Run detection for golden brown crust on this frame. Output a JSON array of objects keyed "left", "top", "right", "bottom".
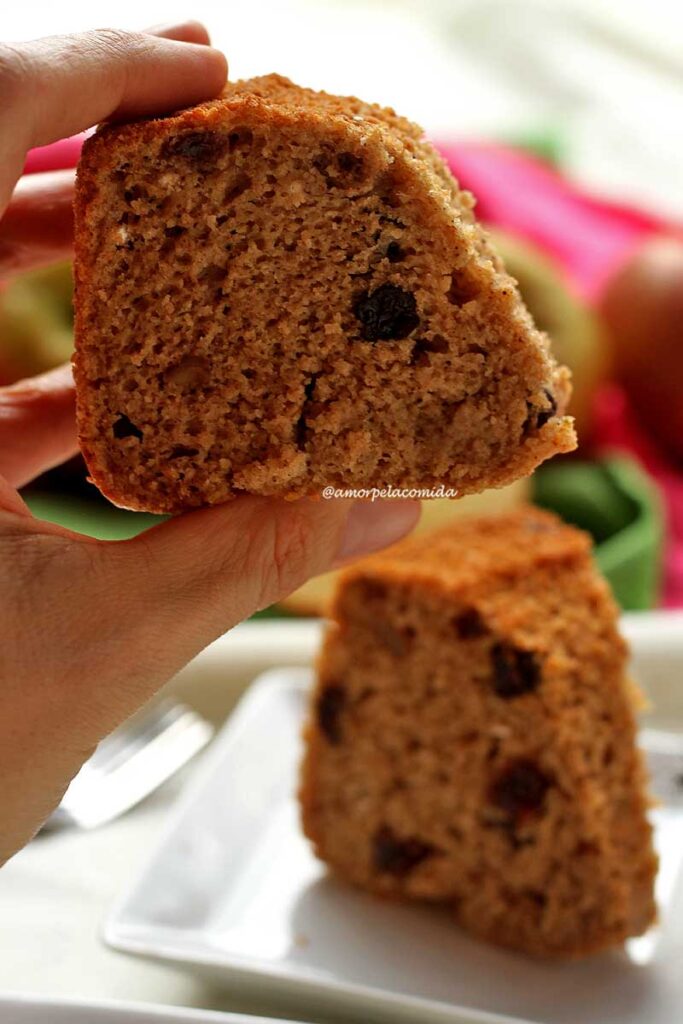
[
  {"left": 74, "top": 75, "right": 575, "bottom": 513},
  {"left": 300, "top": 507, "right": 657, "bottom": 957}
]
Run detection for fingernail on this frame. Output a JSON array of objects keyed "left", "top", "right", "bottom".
[{"left": 335, "top": 500, "right": 421, "bottom": 563}]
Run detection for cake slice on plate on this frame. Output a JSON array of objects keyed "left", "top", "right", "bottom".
[
  {"left": 74, "top": 75, "right": 574, "bottom": 512},
  {"left": 300, "top": 507, "right": 657, "bottom": 956}
]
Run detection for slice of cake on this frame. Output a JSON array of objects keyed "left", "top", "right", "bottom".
[
  {"left": 299, "top": 507, "right": 657, "bottom": 956},
  {"left": 73, "top": 75, "right": 575, "bottom": 513}
]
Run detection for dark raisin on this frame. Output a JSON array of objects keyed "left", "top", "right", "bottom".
[
  {"left": 453, "top": 608, "right": 488, "bottom": 639},
  {"left": 353, "top": 284, "right": 420, "bottom": 342},
  {"left": 228, "top": 128, "right": 253, "bottom": 150},
  {"left": 164, "top": 225, "right": 186, "bottom": 238},
  {"left": 169, "top": 446, "right": 199, "bottom": 459},
  {"left": 161, "top": 130, "right": 229, "bottom": 165},
  {"left": 385, "top": 241, "right": 405, "bottom": 263},
  {"left": 526, "top": 889, "right": 547, "bottom": 908},
  {"left": 490, "top": 760, "right": 550, "bottom": 823},
  {"left": 312, "top": 152, "right": 331, "bottom": 175},
  {"left": 317, "top": 685, "right": 346, "bottom": 744},
  {"left": 524, "top": 389, "right": 558, "bottom": 435},
  {"left": 124, "top": 185, "right": 143, "bottom": 203},
  {"left": 295, "top": 375, "right": 319, "bottom": 449},
  {"left": 112, "top": 415, "right": 143, "bottom": 441},
  {"left": 373, "top": 825, "right": 436, "bottom": 875},
  {"left": 337, "top": 151, "right": 363, "bottom": 173},
  {"left": 491, "top": 643, "right": 540, "bottom": 698},
  {"left": 535, "top": 389, "right": 558, "bottom": 428},
  {"left": 294, "top": 414, "right": 307, "bottom": 449}
]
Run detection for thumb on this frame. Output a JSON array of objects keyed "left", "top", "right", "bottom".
[{"left": 90, "top": 496, "right": 419, "bottom": 713}]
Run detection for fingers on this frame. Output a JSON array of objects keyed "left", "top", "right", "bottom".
[
  {"left": 0, "top": 488, "right": 416, "bottom": 860},
  {"left": 0, "top": 363, "right": 78, "bottom": 487},
  {"left": 0, "top": 22, "right": 217, "bottom": 278},
  {"left": 147, "top": 21, "right": 213, "bottom": 45},
  {"left": 0, "top": 474, "right": 32, "bottom": 516},
  {"left": 0, "top": 26, "right": 228, "bottom": 143},
  {"left": 0, "top": 170, "right": 74, "bottom": 278},
  {"left": 0, "top": 26, "right": 227, "bottom": 207},
  {"left": 333, "top": 498, "right": 421, "bottom": 565},
  {"left": 97, "top": 497, "right": 420, "bottom": 689}
]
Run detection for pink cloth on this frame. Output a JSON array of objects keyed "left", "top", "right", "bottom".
[
  {"left": 436, "top": 141, "right": 677, "bottom": 302},
  {"left": 22, "top": 136, "right": 683, "bottom": 605},
  {"left": 23, "top": 134, "right": 88, "bottom": 175}
]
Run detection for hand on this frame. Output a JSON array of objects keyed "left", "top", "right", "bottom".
[{"left": 0, "top": 25, "right": 420, "bottom": 864}]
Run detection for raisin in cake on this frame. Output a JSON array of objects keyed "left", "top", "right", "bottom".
[
  {"left": 300, "top": 507, "right": 657, "bottom": 956},
  {"left": 74, "top": 75, "right": 575, "bottom": 513}
]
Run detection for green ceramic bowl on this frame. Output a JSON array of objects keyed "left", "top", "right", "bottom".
[{"left": 533, "top": 455, "right": 664, "bottom": 610}]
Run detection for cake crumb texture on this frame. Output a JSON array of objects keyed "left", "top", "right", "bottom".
[
  {"left": 300, "top": 507, "right": 657, "bottom": 956},
  {"left": 74, "top": 75, "right": 575, "bottom": 512}
]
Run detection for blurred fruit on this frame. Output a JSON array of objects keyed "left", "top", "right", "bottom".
[
  {"left": 489, "top": 228, "right": 608, "bottom": 441},
  {"left": 280, "top": 478, "right": 529, "bottom": 616},
  {"left": 599, "top": 236, "right": 683, "bottom": 463},
  {"left": 0, "top": 262, "right": 74, "bottom": 384}
]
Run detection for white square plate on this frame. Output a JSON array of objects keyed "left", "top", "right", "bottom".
[
  {"left": 0, "top": 994, "right": 300, "bottom": 1024},
  {"left": 106, "top": 614, "right": 683, "bottom": 1024}
]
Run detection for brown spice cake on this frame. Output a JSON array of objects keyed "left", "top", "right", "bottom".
[
  {"left": 299, "top": 507, "right": 657, "bottom": 957},
  {"left": 74, "top": 75, "right": 576, "bottom": 513}
]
